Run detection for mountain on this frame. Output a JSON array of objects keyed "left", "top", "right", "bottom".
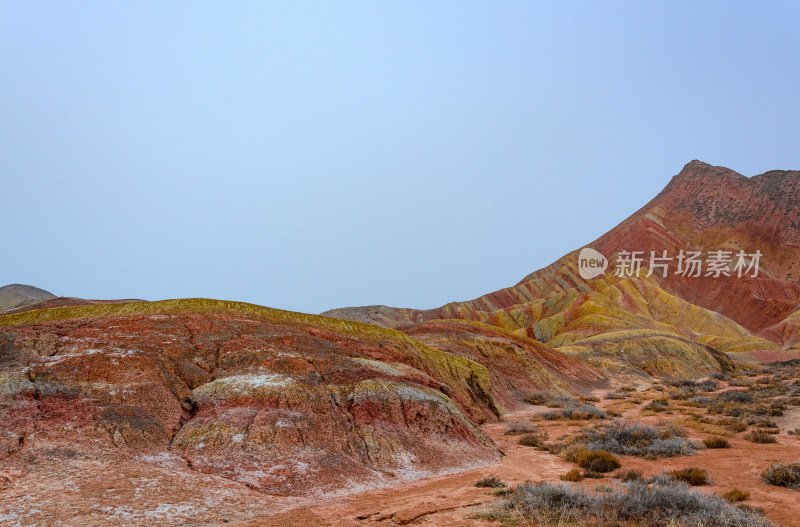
[
  {"left": 1, "top": 160, "right": 794, "bottom": 508},
  {"left": 0, "top": 298, "right": 611, "bottom": 503},
  {"left": 323, "top": 161, "right": 800, "bottom": 369},
  {"left": 0, "top": 284, "right": 145, "bottom": 315},
  {"left": 0, "top": 284, "right": 56, "bottom": 312}
]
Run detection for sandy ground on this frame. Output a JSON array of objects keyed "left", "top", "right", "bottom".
[
  {"left": 3, "top": 380, "right": 799, "bottom": 526},
  {"left": 233, "top": 385, "right": 800, "bottom": 527}
]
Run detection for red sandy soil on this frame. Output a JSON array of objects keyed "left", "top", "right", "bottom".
[{"left": 234, "top": 382, "right": 800, "bottom": 527}]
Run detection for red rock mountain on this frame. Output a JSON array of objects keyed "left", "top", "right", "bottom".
[
  {"left": 325, "top": 161, "right": 800, "bottom": 367},
  {"left": 0, "top": 160, "right": 795, "bottom": 523},
  {"left": 0, "top": 298, "right": 608, "bottom": 522}
]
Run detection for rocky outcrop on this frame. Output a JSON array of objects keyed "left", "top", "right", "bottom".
[{"left": 0, "top": 299, "right": 502, "bottom": 497}]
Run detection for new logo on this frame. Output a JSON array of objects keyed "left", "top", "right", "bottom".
[{"left": 578, "top": 248, "right": 608, "bottom": 279}]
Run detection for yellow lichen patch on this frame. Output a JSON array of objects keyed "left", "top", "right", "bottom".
[
  {"left": 0, "top": 371, "right": 34, "bottom": 395},
  {"left": 698, "top": 335, "right": 782, "bottom": 354},
  {"left": 192, "top": 373, "right": 294, "bottom": 403},
  {"left": 558, "top": 330, "right": 734, "bottom": 378}
]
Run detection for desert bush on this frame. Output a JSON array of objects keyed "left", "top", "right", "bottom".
[
  {"left": 688, "top": 396, "right": 712, "bottom": 405},
  {"left": 643, "top": 398, "right": 670, "bottom": 412},
  {"left": 579, "top": 395, "right": 600, "bottom": 402},
  {"left": 729, "top": 377, "right": 754, "bottom": 387},
  {"left": 475, "top": 476, "right": 505, "bottom": 488},
  {"left": 582, "top": 421, "right": 698, "bottom": 459},
  {"left": 605, "top": 391, "right": 628, "bottom": 400},
  {"left": 667, "top": 378, "right": 718, "bottom": 394},
  {"left": 503, "top": 422, "right": 538, "bottom": 435},
  {"left": 518, "top": 433, "right": 546, "bottom": 448},
  {"left": 615, "top": 469, "right": 643, "bottom": 482},
  {"left": 546, "top": 395, "right": 577, "bottom": 408},
  {"left": 713, "top": 417, "right": 748, "bottom": 433},
  {"left": 522, "top": 391, "right": 551, "bottom": 405},
  {"left": 482, "top": 478, "right": 774, "bottom": 526},
  {"left": 748, "top": 417, "right": 778, "bottom": 428},
  {"left": 576, "top": 450, "right": 621, "bottom": 473},
  {"left": 582, "top": 470, "right": 605, "bottom": 478},
  {"left": 670, "top": 467, "right": 709, "bottom": 486},
  {"left": 720, "top": 390, "right": 755, "bottom": 403},
  {"left": 703, "top": 436, "right": 731, "bottom": 449},
  {"left": 667, "top": 387, "right": 694, "bottom": 400},
  {"left": 722, "top": 489, "right": 750, "bottom": 502},
  {"left": 560, "top": 468, "right": 584, "bottom": 482},
  {"left": 542, "top": 403, "right": 608, "bottom": 421},
  {"left": 694, "top": 379, "right": 720, "bottom": 392},
  {"left": 710, "top": 372, "right": 728, "bottom": 380},
  {"left": 560, "top": 444, "right": 590, "bottom": 463},
  {"left": 744, "top": 430, "right": 777, "bottom": 444},
  {"left": 761, "top": 462, "right": 800, "bottom": 490}
]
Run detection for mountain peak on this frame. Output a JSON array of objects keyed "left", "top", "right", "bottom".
[
  {"left": 672, "top": 160, "right": 747, "bottom": 183},
  {"left": 0, "top": 284, "right": 56, "bottom": 312}
]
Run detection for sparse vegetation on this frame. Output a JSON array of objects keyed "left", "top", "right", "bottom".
[
  {"left": 643, "top": 398, "right": 670, "bottom": 412},
  {"left": 541, "top": 403, "right": 608, "bottom": 421},
  {"left": 703, "top": 436, "right": 731, "bottom": 448},
  {"left": 560, "top": 468, "right": 584, "bottom": 482},
  {"left": 687, "top": 395, "right": 712, "bottom": 405},
  {"left": 744, "top": 430, "right": 777, "bottom": 444},
  {"left": 580, "top": 421, "right": 698, "bottom": 459},
  {"left": 475, "top": 476, "right": 505, "bottom": 488},
  {"left": 670, "top": 467, "right": 709, "bottom": 486},
  {"left": 720, "top": 390, "right": 755, "bottom": 403},
  {"left": 522, "top": 391, "right": 551, "bottom": 405},
  {"left": 503, "top": 422, "right": 538, "bottom": 436},
  {"left": 576, "top": 450, "right": 621, "bottom": 473},
  {"left": 762, "top": 462, "right": 800, "bottom": 490},
  {"left": 480, "top": 478, "right": 774, "bottom": 526},
  {"left": 615, "top": 469, "right": 643, "bottom": 482},
  {"left": 545, "top": 395, "right": 577, "bottom": 408},
  {"left": 518, "top": 433, "right": 546, "bottom": 448},
  {"left": 722, "top": 489, "right": 750, "bottom": 502}
]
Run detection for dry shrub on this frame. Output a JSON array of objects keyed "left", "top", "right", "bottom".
[
  {"left": 670, "top": 467, "right": 709, "bottom": 486},
  {"left": 519, "top": 433, "right": 546, "bottom": 448},
  {"left": 703, "top": 436, "right": 730, "bottom": 449},
  {"left": 762, "top": 462, "right": 800, "bottom": 490},
  {"left": 560, "top": 468, "right": 584, "bottom": 482},
  {"left": 576, "top": 450, "right": 621, "bottom": 473},
  {"left": 722, "top": 489, "right": 750, "bottom": 502},
  {"left": 744, "top": 430, "right": 777, "bottom": 444},
  {"left": 503, "top": 422, "right": 538, "bottom": 436},
  {"left": 615, "top": 469, "right": 643, "bottom": 482},
  {"left": 476, "top": 476, "right": 505, "bottom": 488}
]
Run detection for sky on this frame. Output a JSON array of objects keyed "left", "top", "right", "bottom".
[{"left": 2, "top": 2, "right": 799, "bottom": 313}]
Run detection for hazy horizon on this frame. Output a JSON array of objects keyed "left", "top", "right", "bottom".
[{"left": 3, "top": 2, "right": 799, "bottom": 313}]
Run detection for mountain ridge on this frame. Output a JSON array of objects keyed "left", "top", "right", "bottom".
[{"left": 322, "top": 161, "right": 800, "bottom": 367}]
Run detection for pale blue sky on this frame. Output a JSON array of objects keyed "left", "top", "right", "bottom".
[{"left": 3, "top": 2, "right": 799, "bottom": 313}]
